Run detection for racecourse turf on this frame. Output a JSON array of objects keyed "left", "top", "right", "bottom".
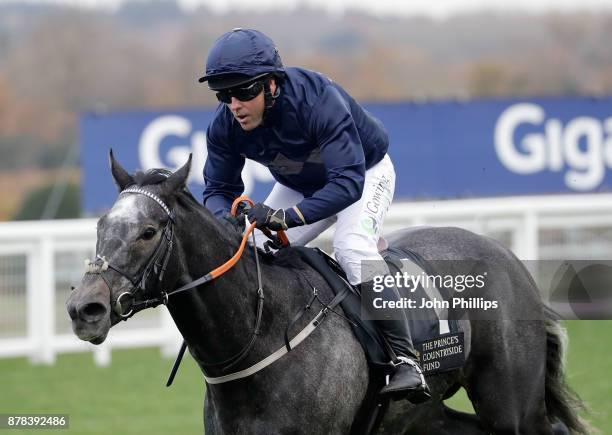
[{"left": 1, "top": 320, "right": 610, "bottom": 434}]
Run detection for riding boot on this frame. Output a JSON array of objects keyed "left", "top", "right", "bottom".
[{"left": 360, "top": 280, "right": 431, "bottom": 403}]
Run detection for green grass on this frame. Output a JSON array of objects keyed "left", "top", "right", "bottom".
[
  {"left": 1, "top": 321, "right": 610, "bottom": 434},
  {"left": 0, "top": 348, "right": 204, "bottom": 435},
  {"left": 445, "top": 320, "right": 612, "bottom": 432}
]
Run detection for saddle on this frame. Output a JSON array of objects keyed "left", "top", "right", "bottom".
[{"left": 293, "top": 246, "right": 462, "bottom": 372}]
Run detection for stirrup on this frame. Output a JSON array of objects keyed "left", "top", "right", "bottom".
[
  {"left": 382, "top": 356, "right": 431, "bottom": 404},
  {"left": 392, "top": 356, "right": 427, "bottom": 388}
]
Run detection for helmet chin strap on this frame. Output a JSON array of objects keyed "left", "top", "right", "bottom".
[{"left": 262, "top": 78, "right": 280, "bottom": 125}]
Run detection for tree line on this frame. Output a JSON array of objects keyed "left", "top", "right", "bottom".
[{"left": 1, "top": 1, "right": 611, "bottom": 171}]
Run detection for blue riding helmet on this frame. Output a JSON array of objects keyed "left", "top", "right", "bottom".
[{"left": 198, "top": 28, "right": 285, "bottom": 91}]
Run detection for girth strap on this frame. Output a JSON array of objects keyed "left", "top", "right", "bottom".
[
  {"left": 284, "top": 289, "right": 318, "bottom": 353},
  {"left": 204, "top": 284, "right": 350, "bottom": 385}
]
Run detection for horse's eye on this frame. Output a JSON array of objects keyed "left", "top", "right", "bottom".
[{"left": 142, "top": 227, "right": 157, "bottom": 240}]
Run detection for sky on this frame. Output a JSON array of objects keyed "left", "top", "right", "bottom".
[{"left": 7, "top": 0, "right": 612, "bottom": 18}]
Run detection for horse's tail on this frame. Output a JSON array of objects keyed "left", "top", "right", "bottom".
[{"left": 544, "top": 307, "right": 592, "bottom": 434}]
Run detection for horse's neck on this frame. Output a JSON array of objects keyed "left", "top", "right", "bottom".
[{"left": 166, "top": 210, "right": 301, "bottom": 376}]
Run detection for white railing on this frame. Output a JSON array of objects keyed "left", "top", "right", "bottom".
[
  {"left": 0, "top": 219, "right": 182, "bottom": 365},
  {"left": 1, "top": 193, "right": 611, "bottom": 365}
]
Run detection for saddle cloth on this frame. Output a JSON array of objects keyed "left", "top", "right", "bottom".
[{"left": 293, "top": 246, "right": 461, "bottom": 374}]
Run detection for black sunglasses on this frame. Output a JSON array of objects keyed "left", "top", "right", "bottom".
[{"left": 216, "top": 80, "right": 264, "bottom": 104}]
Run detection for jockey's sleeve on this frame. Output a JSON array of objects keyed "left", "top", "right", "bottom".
[
  {"left": 285, "top": 85, "right": 366, "bottom": 227},
  {"left": 202, "top": 123, "right": 246, "bottom": 218}
]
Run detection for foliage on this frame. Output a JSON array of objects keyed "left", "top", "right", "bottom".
[
  {"left": 13, "top": 181, "right": 80, "bottom": 220},
  {"left": 1, "top": 4, "right": 612, "bottom": 170}
]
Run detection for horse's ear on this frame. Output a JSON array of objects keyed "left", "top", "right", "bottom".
[
  {"left": 109, "top": 149, "right": 135, "bottom": 192},
  {"left": 163, "top": 154, "right": 192, "bottom": 193}
]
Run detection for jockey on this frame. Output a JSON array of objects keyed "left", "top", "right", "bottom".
[{"left": 200, "top": 28, "right": 430, "bottom": 403}]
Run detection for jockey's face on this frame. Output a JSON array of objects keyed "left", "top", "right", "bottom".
[{"left": 227, "top": 79, "right": 276, "bottom": 131}]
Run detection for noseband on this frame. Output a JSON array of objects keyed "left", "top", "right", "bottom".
[
  {"left": 81, "top": 190, "right": 341, "bottom": 385},
  {"left": 85, "top": 186, "right": 175, "bottom": 319}
]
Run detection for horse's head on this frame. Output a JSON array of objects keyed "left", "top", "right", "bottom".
[{"left": 66, "top": 151, "right": 191, "bottom": 344}]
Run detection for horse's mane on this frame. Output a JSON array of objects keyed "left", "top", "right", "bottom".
[
  {"left": 133, "top": 169, "right": 172, "bottom": 186},
  {"left": 133, "top": 168, "right": 205, "bottom": 214}
]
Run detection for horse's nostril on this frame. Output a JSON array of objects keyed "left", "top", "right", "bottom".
[
  {"left": 79, "top": 302, "right": 107, "bottom": 321},
  {"left": 67, "top": 303, "right": 78, "bottom": 321}
]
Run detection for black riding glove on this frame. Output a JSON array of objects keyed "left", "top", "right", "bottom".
[{"left": 247, "top": 203, "right": 289, "bottom": 231}]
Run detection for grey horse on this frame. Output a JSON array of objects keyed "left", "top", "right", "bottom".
[{"left": 67, "top": 154, "right": 589, "bottom": 434}]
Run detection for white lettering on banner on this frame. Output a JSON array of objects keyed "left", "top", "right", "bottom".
[
  {"left": 138, "top": 115, "right": 274, "bottom": 194},
  {"left": 494, "top": 103, "right": 612, "bottom": 191}
]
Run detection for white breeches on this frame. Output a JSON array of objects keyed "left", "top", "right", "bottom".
[{"left": 256, "top": 154, "right": 396, "bottom": 285}]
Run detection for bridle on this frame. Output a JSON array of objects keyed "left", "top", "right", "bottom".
[
  {"left": 85, "top": 186, "right": 176, "bottom": 320},
  {"left": 83, "top": 188, "right": 283, "bottom": 373}
]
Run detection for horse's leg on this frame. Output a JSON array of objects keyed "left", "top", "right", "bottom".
[
  {"left": 203, "top": 391, "right": 220, "bottom": 435},
  {"left": 399, "top": 403, "right": 488, "bottom": 435},
  {"left": 464, "top": 320, "right": 553, "bottom": 435},
  {"left": 376, "top": 398, "right": 487, "bottom": 435}
]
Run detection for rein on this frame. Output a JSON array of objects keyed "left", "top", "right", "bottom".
[
  {"left": 86, "top": 187, "right": 344, "bottom": 386},
  {"left": 84, "top": 190, "right": 271, "bottom": 376},
  {"left": 85, "top": 189, "right": 260, "bottom": 320}
]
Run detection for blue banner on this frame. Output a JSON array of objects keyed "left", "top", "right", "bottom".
[{"left": 80, "top": 96, "right": 612, "bottom": 215}]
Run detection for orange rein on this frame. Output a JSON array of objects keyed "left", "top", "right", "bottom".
[
  {"left": 208, "top": 196, "right": 289, "bottom": 279},
  {"left": 208, "top": 221, "right": 257, "bottom": 279}
]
